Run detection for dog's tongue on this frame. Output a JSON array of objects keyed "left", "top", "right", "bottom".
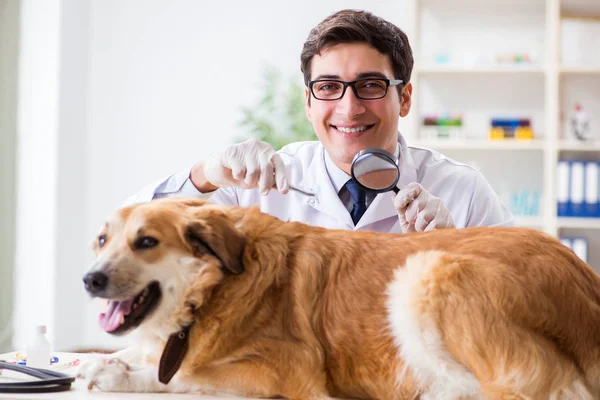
[{"left": 99, "top": 299, "right": 133, "bottom": 332}]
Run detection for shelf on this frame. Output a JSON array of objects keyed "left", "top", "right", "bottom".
[
  {"left": 560, "top": 67, "right": 600, "bottom": 75},
  {"left": 417, "top": 66, "right": 600, "bottom": 76},
  {"left": 561, "top": 0, "right": 600, "bottom": 20},
  {"left": 558, "top": 140, "right": 600, "bottom": 151},
  {"left": 557, "top": 218, "right": 600, "bottom": 229},
  {"left": 411, "top": 139, "right": 545, "bottom": 151},
  {"left": 561, "top": 15, "right": 600, "bottom": 22},
  {"left": 416, "top": 65, "right": 545, "bottom": 75},
  {"left": 514, "top": 216, "right": 545, "bottom": 227},
  {"left": 422, "top": 0, "right": 545, "bottom": 6}
]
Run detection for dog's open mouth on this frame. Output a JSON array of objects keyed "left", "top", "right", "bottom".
[{"left": 98, "top": 281, "right": 161, "bottom": 334}]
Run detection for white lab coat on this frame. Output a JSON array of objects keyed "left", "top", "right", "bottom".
[{"left": 127, "top": 135, "right": 514, "bottom": 232}]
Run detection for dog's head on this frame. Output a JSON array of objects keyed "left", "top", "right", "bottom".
[{"left": 82, "top": 198, "right": 246, "bottom": 337}]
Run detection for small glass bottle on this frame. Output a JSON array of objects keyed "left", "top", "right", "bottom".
[{"left": 26, "top": 325, "right": 51, "bottom": 368}]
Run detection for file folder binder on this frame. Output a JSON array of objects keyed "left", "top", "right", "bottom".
[
  {"left": 557, "top": 161, "right": 570, "bottom": 217},
  {"left": 570, "top": 161, "right": 585, "bottom": 217},
  {"left": 559, "top": 237, "right": 572, "bottom": 249},
  {"left": 585, "top": 161, "right": 599, "bottom": 217},
  {"left": 572, "top": 237, "right": 589, "bottom": 264}
]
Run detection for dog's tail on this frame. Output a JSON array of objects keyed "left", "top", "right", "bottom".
[{"left": 386, "top": 250, "right": 599, "bottom": 399}]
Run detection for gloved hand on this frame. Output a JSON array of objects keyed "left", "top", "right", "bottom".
[
  {"left": 393, "top": 182, "right": 455, "bottom": 232},
  {"left": 204, "top": 139, "right": 289, "bottom": 195}
]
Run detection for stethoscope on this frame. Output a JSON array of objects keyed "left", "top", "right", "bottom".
[{"left": 0, "top": 361, "right": 75, "bottom": 393}]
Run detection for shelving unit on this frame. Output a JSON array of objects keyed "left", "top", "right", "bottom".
[
  {"left": 403, "top": 0, "right": 600, "bottom": 268},
  {"left": 515, "top": 216, "right": 546, "bottom": 228},
  {"left": 558, "top": 140, "right": 600, "bottom": 151},
  {"left": 557, "top": 217, "right": 600, "bottom": 229},
  {"left": 418, "top": 66, "right": 546, "bottom": 74},
  {"left": 412, "top": 139, "right": 546, "bottom": 151},
  {"left": 560, "top": 67, "right": 600, "bottom": 74}
]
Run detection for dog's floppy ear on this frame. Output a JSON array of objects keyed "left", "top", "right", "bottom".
[{"left": 183, "top": 213, "right": 245, "bottom": 275}]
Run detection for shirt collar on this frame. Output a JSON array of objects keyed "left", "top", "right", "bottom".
[{"left": 324, "top": 141, "right": 401, "bottom": 194}]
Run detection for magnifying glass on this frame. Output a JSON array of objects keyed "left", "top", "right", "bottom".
[{"left": 350, "top": 148, "right": 400, "bottom": 194}]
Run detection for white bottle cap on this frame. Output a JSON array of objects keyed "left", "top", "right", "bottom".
[{"left": 35, "top": 325, "right": 47, "bottom": 334}]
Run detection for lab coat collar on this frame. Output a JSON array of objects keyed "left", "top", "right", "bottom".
[
  {"left": 323, "top": 149, "right": 352, "bottom": 196},
  {"left": 395, "top": 133, "right": 418, "bottom": 189},
  {"left": 323, "top": 142, "right": 401, "bottom": 196},
  {"left": 301, "top": 132, "right": 417, "bottom": 230},
  {"left": 302, "top": 146, "right": 356, "bottom": 228}
]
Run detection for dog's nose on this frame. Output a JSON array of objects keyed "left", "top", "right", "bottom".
[{"left": 83, "top": 271, "right": 109, "bottom": 294}]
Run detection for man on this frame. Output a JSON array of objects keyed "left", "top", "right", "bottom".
[{"left": 126, "top": 9, "right": 514, "bottom": 233}]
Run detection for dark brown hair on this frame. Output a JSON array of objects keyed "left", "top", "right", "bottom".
[{"left": 300, "top": 9, "right": 414, "bottom": 95}]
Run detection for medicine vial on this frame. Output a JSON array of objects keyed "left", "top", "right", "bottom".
[{"left": 26, "top": 325, "right": 51, "bottom": 368}]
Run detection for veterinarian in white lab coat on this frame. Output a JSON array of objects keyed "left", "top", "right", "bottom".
[{"left": 126, "top": 10, "right": 514, "bottom": 233}]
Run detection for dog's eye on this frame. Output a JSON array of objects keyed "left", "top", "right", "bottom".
[
  {"left": 98, "top": 234, "right": 107, "bottom": 248},
  {"left": 134, "top": 236, "right": 159, "bottom": 250}
]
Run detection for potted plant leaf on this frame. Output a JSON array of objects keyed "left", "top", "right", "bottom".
[{"left": 238, "top": 66, "right": 316, "bottom": 150}]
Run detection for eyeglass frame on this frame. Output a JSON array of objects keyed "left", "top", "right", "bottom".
[{"left": 308, "top": 78, "right": 404, "bottom": 101}]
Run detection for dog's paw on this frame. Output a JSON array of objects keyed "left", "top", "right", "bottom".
[
  {"left": 76, "top": 354, "right": 108, "bottom": 380},
  {"left": 172, "top": 300, "right": 196, "bottom": 328},
  {"left": 77, "top": 356, "right": 133, "bottom": 392}
]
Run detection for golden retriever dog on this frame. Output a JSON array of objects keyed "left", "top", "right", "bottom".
[{"left": 78, "top": 197, "right": 600, "bottom": 399}]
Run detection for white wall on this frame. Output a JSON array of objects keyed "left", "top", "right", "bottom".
[
  {"left": 84, "top": 0, "right": 411, "bottom": 350},
  {"left": 13, "top": 0, "right": 92, "bottom": 351},
  {"left": 54, "top": 0, "right": 91, "bottom": 351},
  {"left": 13, "top": 0, "right": 62, "bottom": 349},
  {"left": 85, "top": 0, "right": 412, "bottom": 215},
  {"left": 11, "top": 0, "right": 413, "bottom": 351}
]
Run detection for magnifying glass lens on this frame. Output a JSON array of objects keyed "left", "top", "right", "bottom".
[{"left": 351, "top": 149, "right": 400, "bottom": 194}]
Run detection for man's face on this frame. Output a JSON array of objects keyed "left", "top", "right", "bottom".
[{"left": 305, "top": 42, "right": 412, "bottom": 173}]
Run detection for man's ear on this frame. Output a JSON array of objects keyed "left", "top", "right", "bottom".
[
  {"left": 400, "top": 82, "right": 413, "bottom": 118},
  {"left": 305, "top": 87, "right": 312, "bottom": 120},
  {"left": 183, "top": 214, "right": 245, "bottom": 275}
]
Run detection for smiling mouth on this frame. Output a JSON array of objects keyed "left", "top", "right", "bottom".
[
  {"left": 331, "top": 124, "right": 375, "bottom": 136},
  {"left": 98, "top": 281, "right": 161, "bottom": 335}
]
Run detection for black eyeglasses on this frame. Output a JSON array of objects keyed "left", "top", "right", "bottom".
[{"left": 308, "top": 78, "right": 403, "bottom": 101}]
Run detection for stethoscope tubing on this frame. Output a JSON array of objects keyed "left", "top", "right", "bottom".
[{"left": 0, "top": 361, "right": 75, "bottom": 393}]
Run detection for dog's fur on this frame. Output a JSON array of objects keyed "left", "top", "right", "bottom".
[{"left": 78, "top": 198, "right": 600, "bottom": 399}]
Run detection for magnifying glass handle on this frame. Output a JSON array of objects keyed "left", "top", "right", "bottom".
[
  {"left": 392, "top": 186, "right": 399, "bottom": 194},
  {"left": 288, "top": 185, "right": 316, "bottom": 197},
  {"left": 270, "top": 182, "right": 316, "bottom": 197}
]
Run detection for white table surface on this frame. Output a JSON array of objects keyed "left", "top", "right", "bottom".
[{"left": 0, "top": 352, "right": 255, "bottom": 399}]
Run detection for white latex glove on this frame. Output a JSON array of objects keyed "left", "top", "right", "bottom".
[
  {"left": 393, "top": 182, "right": 455, "bottom": 233},
  {"left": 204, "top": 139, "right": 289, "bottom": 195}
]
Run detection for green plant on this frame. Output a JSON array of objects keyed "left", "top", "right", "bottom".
[{"left": 238, "top": 67, "right": 316, "bottom": 150}]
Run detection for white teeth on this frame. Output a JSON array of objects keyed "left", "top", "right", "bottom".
[
  {"left": 99, "top": 299, "right": 110, "bottom": 313},
  {"left": 120, "top": 315, "right": 125, "bottom": 325},
  {"left": 336, "top": 126, "right": 368, "bottom": 133},
  {"left": 133, "top": 303, "right": 138, "bottom": 310}
]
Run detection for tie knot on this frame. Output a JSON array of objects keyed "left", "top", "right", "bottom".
[{"left": 345, "top": 179, "right": 367, "bottom": 205}]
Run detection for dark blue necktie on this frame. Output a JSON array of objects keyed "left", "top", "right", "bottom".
[{"left": 345, "top": 180, "right": 367, "bottom": 225}]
